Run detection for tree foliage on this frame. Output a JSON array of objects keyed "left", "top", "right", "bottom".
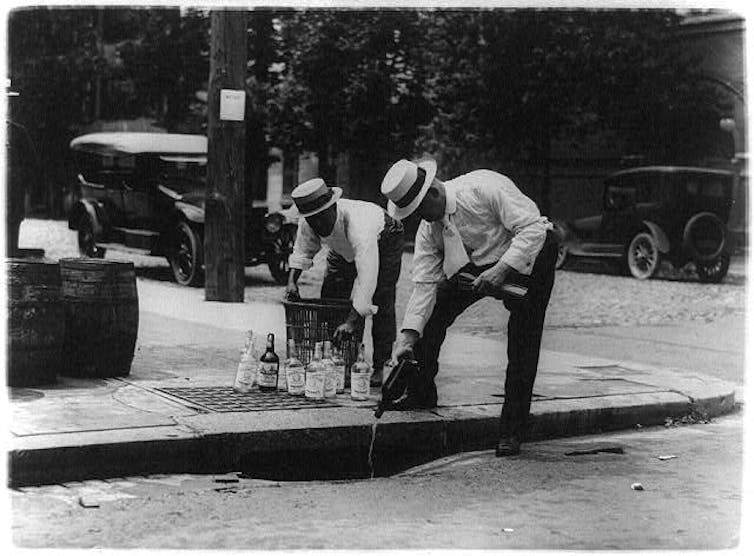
[
  {"left": 7, "top": 7, "right": 734, "bottom": 214},
  {"left": 269, "top": 10, "right": 433, "bottom": 181}
]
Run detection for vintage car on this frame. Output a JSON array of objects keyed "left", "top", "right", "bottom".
[
  {"left": 555, "top": 166, "right": 734, "bottom": 283},
  {"left": 67, "top": 132, "right": 298, "bottom": 286}
]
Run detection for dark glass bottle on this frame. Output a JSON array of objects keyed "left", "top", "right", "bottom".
[
  {"left": 374, "top": 358, "right": 419, "bottom": 418},
  {"left": 257, "top": 333, "right": 279, "bottom": 392}
]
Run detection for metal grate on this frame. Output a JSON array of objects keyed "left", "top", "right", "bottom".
[{"left": 156, "top": 386, "right": 342, "bottom": 413}]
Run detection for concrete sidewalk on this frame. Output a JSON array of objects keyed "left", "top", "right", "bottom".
[{"left": 7, "top": 279, "right": 738, "bottom": 487}]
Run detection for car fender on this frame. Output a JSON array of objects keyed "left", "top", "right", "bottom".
[
  {"left": 68, "top": 199, "right": 104, "bottom": 235},
  {"left": 641, "top": 220, "right": 671, "bottom": 254},
  {"left": 174, "top": 201, "right": 205, "bottom": 224}
]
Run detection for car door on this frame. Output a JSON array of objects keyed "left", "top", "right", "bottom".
[
  {"left": 122, "top": 155, "right": 160, "bottom": 229},
  {"left": 598, "top": 174, "right": 640, "bottom": 247},
  {"left": 85, "top": 152, "right": 128, "bottom": 227}
]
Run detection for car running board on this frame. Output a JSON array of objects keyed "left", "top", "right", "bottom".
[
  {"left": 568, "top": 243, "right": 625, "bottom": 258},
  {"left": 95, "top": 242, "right": 154, "bottom": 256}
]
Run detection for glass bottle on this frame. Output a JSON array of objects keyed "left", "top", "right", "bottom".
[
  {"left": 322, "top": 340, "right": 337, "bottom": 398},
  {"left": 232, "top": 330, "right": 255, "bottom": 393},
  {"left": 332, "top": 344, "right": 347, "bottom": 394},
  {"left": 285, "top": 339, "right": 306, "bottom": 397},
  {"left": 257, "top": 333, "right": 279, "bottom": 392},
  {"left": 305, "top": 341, "right": 325, "bottom": 400},
  {"left": 350, "top": 343, "right": 372, "bottom": 401},
  {"left": 276, "top": 337, "right": 288, "bottom": 392}
]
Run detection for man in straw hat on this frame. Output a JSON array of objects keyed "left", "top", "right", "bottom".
[
  {"left": 285, "top": 177, "right": 404, "bottom": 385},
  {"left": 382, "top": 159, "right": 558, "bottom": 456}
]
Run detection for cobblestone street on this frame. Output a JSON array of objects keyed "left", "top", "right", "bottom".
[{"left": 19, "top": 218, "right": 747, "bottom": 338}]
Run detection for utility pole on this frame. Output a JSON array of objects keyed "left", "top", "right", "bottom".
[{"left": 205, "top": 10, "right": 247, "bottom": 302}]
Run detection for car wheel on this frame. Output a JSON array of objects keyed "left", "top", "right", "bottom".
[
  {"left": 169, "top": 221, "right": 204, "bottom": 287},
  {"left": 683, "top": 212, "right": 726, "bottom": 263},
  {"left": 696, "top": 252, "right": 730, "bottom": 284},
  {"left": 626, "top": 232, "right": 660, "bottom": 280},
  {"left": 77, "top": 217, "right": 105, "bottom": 258},
  {"left": 267, "top": 226, "right": 295, "bottom": 285}
]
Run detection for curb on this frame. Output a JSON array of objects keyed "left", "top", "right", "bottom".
[{"left": 8, "top": 388, "right": 736, "bottom": 487}]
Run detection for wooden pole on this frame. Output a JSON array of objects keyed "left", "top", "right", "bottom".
[{"left": 205, "top": 10, "right": 247, "bottom": 302}]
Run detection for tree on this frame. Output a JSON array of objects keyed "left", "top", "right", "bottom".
[
  {"left": 269, "top": 10, "right": 432, "bottom": 192},
  {"left": 414, "top": 9, "right": 727, "bottom": 213}
]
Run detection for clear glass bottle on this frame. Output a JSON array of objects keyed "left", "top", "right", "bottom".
[
  {"left": 232, "top": 330, "right": 255, "bottom": 393},
  {"left": 285, "top": 339, "right": 306, "bottom": 397},
  {"left": 322, "top": 340, "right": 337, "bottom": 398},
  {"left": 305, "top": 341, "right": 325, "bottom": 400},
  {"left": 332, "top": 344, "right": 347, "bottom": 394},
  {"left": 350, "top": 343, "right": 372, "bottom": 401},
  {"left": 257, "top": 333, "right": 279, "bottom": 392},
  {"left": 276, "top": 337, "right": 288, "bottom": 392}
]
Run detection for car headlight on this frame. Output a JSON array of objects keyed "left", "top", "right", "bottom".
[{"left": 265, "top": 213, "right": 283, "bottom": 233}]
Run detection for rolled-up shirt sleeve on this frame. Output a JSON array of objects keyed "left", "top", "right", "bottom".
[
  {"left": 401, "top": 222, "right": 444, "bottom": 336},
  {"left": 350, "top": 221, "right": 381, "bottom": 317},
  {"left": 289, "top": 219, "right": 322, "bottom": 271},
  {"left": 489, "top": 175, "right": 548, "bottom": 274}
]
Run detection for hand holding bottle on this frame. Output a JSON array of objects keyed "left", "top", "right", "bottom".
[{"left": 394, "top": 330, "right": 418, "bottom": 361}]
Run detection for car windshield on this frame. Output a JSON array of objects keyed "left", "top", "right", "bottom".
[{"left": 150, "top": 155, "right": 207, "bottom": 193}]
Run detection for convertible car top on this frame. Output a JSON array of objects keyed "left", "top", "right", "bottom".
[{"left": 70, "top": 132, "right": 207, "bottom": 156}]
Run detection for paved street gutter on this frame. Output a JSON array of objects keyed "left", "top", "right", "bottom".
[{"left": 8, "top": 387, "right": 735, "bottom": 487}]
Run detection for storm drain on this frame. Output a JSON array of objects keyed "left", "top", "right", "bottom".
[{"left": 156, "top": 386, "right": 342, "bottom": 412}]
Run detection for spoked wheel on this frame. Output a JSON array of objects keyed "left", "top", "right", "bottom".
[
  {"left": 77, "top": 217, "right": 105, "bottom": 258},
  {"left": 626, "top": 232, "right": 660, "bottom": 280},
  {"left": 696, "top": 252, "right": 730, "bottom": 284},
  {"left": 267, "top": 226, "right": 295, "bottom": 285},
  {"left": 168, "top": 221, "right": 204, "bottom": 287}
]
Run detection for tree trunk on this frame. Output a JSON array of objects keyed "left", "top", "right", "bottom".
[{"left": 205, "top": 10, "right": 247, "bottom": 302}]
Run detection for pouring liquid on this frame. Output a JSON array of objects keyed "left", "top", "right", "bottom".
[{"left": 367, "top": 420, "right": 378, "bottom": 479}]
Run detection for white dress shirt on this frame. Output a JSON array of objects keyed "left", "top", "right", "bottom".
[
  {"left": 289, "top": 198, "right": 386, "bottom": 317},
  {"left": 402, "top": 169, "right": 552, "bottom": 335}
]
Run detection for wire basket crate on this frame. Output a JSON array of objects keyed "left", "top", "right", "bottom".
[{"left": 282, "top": 298, "right": 362, "bottom": 370}]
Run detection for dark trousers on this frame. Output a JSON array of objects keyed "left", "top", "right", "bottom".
[
  {"left": 320, "top": 213, "right": 404, "bottom": 374},
  {"left": 413, "top": 230, "right": 559, "bottom": 440}
]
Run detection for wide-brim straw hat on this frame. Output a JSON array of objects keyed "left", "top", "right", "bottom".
[
  {"left": 291, "top": 178, "right": 343, "bottom": 217},
  {"left": 380, "top": 158, "right": 437, "bottom": 220}
]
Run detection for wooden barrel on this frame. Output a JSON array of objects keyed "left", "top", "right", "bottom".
[
  {"left": 59, "top": 258, "right": 139, "bottom": 378},
  {"left": 6, "top": 259, "right": 64, "bottom": 386}
]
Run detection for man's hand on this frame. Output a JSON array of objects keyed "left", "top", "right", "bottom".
[
  {"left": 394, "top": 330, "right": 419, "bottom": 361},
  {"left": 333, "top": 319, "right": 356, "bottom": 343},
  {"left": 284, "top": 281, "right": 301, "bottom": 301},
  {"left": 472, "top": 261, "right": 511, "bottom": 296}
]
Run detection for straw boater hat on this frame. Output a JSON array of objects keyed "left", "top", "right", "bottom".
[
  {"left": 380, "top": 158, "right": 437, "bottom": 220},
  {"left": 291, "top": 178, "right": 343, "bottom": 217}
]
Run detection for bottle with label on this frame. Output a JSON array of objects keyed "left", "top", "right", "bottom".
[
  {"left": 322, "top": 340, "right": 337, "bottom": 398},
  {"left": 257, "top": 333, "right": 279, "bottom": 392},
  {"left": 305, "top": 341, "right": 325, "bottom": 400},
  {"left": 232, "top": 330, "right": 255, "bottom": 393},
  {"left": 285, "top": 339, "right": 306, "bottom": 397},
  {"left": 332, "top": 344, "right": 347, "bottom": 394},
  {"left": 276, "top": 337, "right": 288, "bottom": 392},
  {"left": 350, "top": 343, "right": 372, "bottom": 401}
]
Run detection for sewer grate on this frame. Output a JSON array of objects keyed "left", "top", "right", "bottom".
[{"left": 156, "top": 386, "right": 342, "bottom": 413}]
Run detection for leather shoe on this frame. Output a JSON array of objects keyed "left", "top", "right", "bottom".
[
  {"left": 386, "top": 391, "right": 438, "bottom": 411},
  {"left": 495, "top": 435, "right": 521, "bottom": 457}
]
